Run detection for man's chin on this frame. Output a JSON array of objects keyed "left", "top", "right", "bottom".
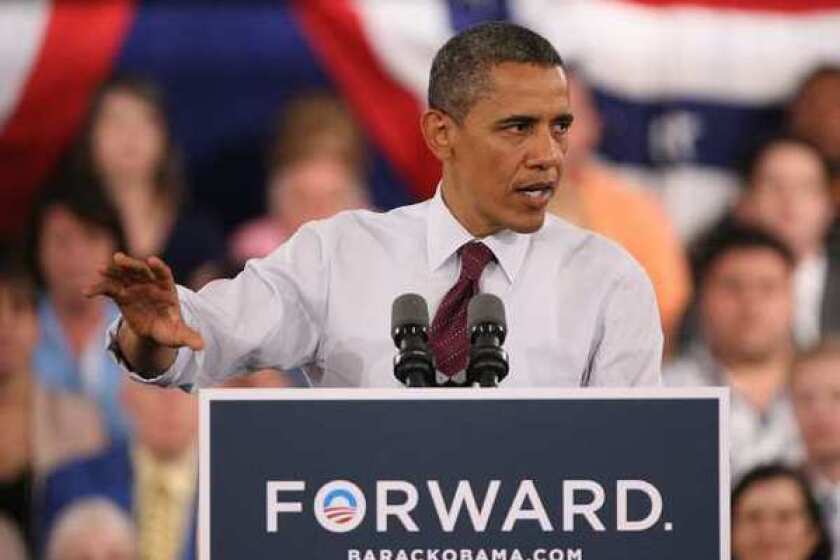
[{"left": 507, "top": 213, "right": 547, "bottom": 234}]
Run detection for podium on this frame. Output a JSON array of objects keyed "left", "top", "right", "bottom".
[{"left": 199, "top": 387, "right": 729, "bottom": 559}]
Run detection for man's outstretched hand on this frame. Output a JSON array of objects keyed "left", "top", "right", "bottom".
[{"left": 85, "top": 253, "right": 204, "bottom": 373}]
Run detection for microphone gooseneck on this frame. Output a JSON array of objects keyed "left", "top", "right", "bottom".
[
  {"left": 391, "top": 293, "right": 436, "bottom": 387},
  {"left": 466, "top": 294, "right": 509, "bottom": 388}
]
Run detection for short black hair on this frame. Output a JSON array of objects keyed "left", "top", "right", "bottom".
[
  {"left": 692, "top": 222, "right": 795, "bottom": 288},
  {"left": 732, "top": 464, "right": 833, "bottom": 560},
  {"left": 24, "top": 174, "right": 127, "bottom": 290},
  {"left": 428, "top": 21, "right": 564, "bottom": 122},
  {"left": 0, "top": 240, "right": 37, "bottom": 310}
]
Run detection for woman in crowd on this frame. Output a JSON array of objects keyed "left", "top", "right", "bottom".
[
  {"left": 0, "top": 243, "right": 105, "bottom": 555},
  {"left": 732, "top": 464, "right": 832, "bottom": 560},
  {"left": 25, "top": 181, "right": 129, "bottom": 441},
  {"left": 69, "top": 74, "right": 225, "bottom": 289},
  {"left": 228, "top": 91, "right": 370, "bottom": 266}
]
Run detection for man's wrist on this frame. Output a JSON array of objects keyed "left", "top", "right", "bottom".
[{"left": 115, "top": 321, "right": 176, "bottom": 379}]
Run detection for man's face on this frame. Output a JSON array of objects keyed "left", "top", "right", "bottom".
[
  {"left": 123, "top": 382, "right": 197, "bottom": 461},
  {"left": 39, "top": 206, "right": 116, "bottom": 308},
  {"left": 792, "top": 354, "right": 840, "bottom": 470},
  {"left": 439, "top": 62, "right": 572, "bottom": 236},
  {"left": 700, "top": 248, "right": 794, "bottom": 363}
]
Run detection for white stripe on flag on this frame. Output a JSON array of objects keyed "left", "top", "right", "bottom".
[
  {"left": 512, "top": 0, "right": 840, "bottom": 104},
  {"left": 353, "top": 0, "right": 453, "bottom": 103},
  {"left": 0, "top": 0, "right": 50, "bottom": 131}
]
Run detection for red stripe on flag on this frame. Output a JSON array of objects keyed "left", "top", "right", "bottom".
[
  {"left": 0, "top": 1, "right": 135, "bottom": 237},
  {"left": 624, "top": 0, "right": 840, "bottom": 12},
  {"left": 292, "top": 0, "right": 440, "bottom": 202}
]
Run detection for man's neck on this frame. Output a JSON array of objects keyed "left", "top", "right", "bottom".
[
  {"left": 717, "top": 348, "right": 792, "bottom": 412},
  {"left": 52, "top": 295, "right": 104, "bottom": 355},
  {"left": 440, "top": 176, "right": 500, "bottom": 238}
]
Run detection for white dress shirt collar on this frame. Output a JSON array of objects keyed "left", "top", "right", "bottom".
[{"left": 426, "top": 185, "right": 532, "bottom": 284}]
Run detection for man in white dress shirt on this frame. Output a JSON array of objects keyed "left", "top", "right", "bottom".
[{"left": 87, "top": 22, "right": 662, "bottom": 389}]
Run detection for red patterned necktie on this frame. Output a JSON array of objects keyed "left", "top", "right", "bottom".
[{"left": 429, "top": 241, "right": 496, "bottom": 380}]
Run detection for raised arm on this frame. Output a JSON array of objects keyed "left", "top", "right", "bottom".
[
  {"left": 85, "top": 252, "right": 204, "bottom": 378},
  {"left": 87, "top": 224, "right": 328, "bottom": 389}
]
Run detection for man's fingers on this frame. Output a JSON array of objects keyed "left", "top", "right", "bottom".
[
  {"left": 113, "top": 252, "right": 155, "bottom": 281},
  {"left": 178, "top": 324, "right": 205, "bottom": 351},
  {"left": 84, "top": 278, "right": 124, "bottom": 300},
  {"left": 147, "top": 256, "right": 175, "bottom": 286}
]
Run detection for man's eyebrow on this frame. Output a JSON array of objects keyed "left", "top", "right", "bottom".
[
  {"left": 495, "top": 114, "right": 539, "bottom": 126},
  {"left": 552, "top": 112, "right": 574, "bottom": 123}
]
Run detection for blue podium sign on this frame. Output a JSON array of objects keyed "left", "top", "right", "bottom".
[{"left": 199, "top": 388, "right": 729, "bottom": 560}]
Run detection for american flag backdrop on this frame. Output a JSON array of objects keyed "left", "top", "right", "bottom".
[{"left": 1, "top": 0, "right": 839, "bottom": 239}]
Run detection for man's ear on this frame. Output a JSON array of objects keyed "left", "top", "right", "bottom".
[{"left": 421, "top": 108, "right": 458, "bottom": 161}]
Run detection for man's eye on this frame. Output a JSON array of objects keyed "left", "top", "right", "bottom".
[
  {"left": 554, "top": 119, "right": 573, "bottom": 134},
  {"left": 508, "top": 122, "right": 529, "bottom": 132}
]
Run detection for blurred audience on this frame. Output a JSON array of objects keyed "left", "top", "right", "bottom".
[
  {"left": 46, "top": 498, "right": 136, "bottom": 560},
  {"left": 788, "top": 66, "right": 840, "bottom": 208},
  {"left": 734, "top": 135, "right": 839, "bottom": 348},
  {"left": 791, "top": 339, "right": 840, "bottom": 559},
  {"left": 229, "top": 92, "right": 370, "bottom": 266},
  {"left": 548, "top": 71, "right": 691, "bottom": 347},
  {"left": 665, "top": 225, "right": 802, "bottom": 481},
  {"left": 40, "top": 380, "right": 197, "bottom": 560},
  {"left": 0, "top": 244, "right": 105, "bottom": 553},
  {"left": 25, "top": 181, "right": 130, "bottom": 441},
  {"left": 68, "top": 74, "right": 225, "bottom": 289},
  {"left": 0, "top": 514, "right": 27, "bottom": 560},
  {"left": 732, "top": 464, "right": 832, "bottom": 560}
]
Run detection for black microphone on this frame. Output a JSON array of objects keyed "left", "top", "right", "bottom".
[
  {"left": 466, "top": 293, "right": 509, "bottom": 387},
  {"left": 391, "top": 294, "right": 436, "bottom": 387}
]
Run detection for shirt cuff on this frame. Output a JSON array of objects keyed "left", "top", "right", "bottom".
[{"left": 105, "top": 317, "right": 194, "bottom": 392}]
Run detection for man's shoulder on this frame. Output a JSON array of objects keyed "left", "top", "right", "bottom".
[
  {"left": 536, "top": 214, "right": 650, "bottom": 283},
  {"left": 306, "top": 199, "right": 430, "bottom": 240}
]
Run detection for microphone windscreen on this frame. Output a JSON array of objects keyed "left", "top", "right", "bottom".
[
  {"left": 391, "top": 293, "right": 430, "bottom": 330},
  {"left": 467, "top": 293, "right": 506, "bottom": 331}
]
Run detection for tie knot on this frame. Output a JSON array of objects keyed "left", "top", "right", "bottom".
[{"left": 459, "top": 241, "right": 495, "bottom": 282}]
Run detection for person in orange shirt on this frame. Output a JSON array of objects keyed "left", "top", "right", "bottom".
[{"left": 549, "top": 71, "right": 691, "bottom": 349}]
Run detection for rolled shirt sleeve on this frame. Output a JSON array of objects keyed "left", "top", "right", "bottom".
[{"left": 107, "top": 224, "right": 328, "bottom": 390}]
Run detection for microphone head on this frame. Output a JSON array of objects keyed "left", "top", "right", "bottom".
[
  {"left": 391, "top": 293, "right": 430, "bottom": 332},
  {"left": 467, "top": 293, "right": 506, "bottom": 332}
]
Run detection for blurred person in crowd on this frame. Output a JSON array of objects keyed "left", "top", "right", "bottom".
[
  {"left": 69, "top": 74, "right": 225, "bottom": 289},
  {"left": 25, "top": 181, "right": 131, "bottom": 441},
  {"left": 788, "top": 66, "right": 840, "bottom": 207},
  {"left": 666, "top": 225, "right": 802, "bottom": 481},
  {"left": 41, "top": 379, "right": 197, "bottom": 560},
  {"left": 0, "top": 514, "right": 27, "bottom": 560},
  {"left": 46, "top": 498, "right": 136, "bottom": 560},
  {"left": 791, "top": 338, "right": 840, "bottom": 559},
  {"left": 732, "top": 464, "right": 832, "bottom": 560},
  {"left": 548, "top": 71, "right": 690, "bottom": 346},
  {"left": 735, "top": 135, "right": 839, "bottom": 348},
  {"left": 229, "top": 92, "right": 370, "bottom": 266},
  {"left": 0, "top": 243, "right": 105, "bottom": 553}
]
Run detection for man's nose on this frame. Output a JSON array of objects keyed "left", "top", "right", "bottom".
[{"left": 526, "top": 126, "right": 564, "bottom": 170}]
